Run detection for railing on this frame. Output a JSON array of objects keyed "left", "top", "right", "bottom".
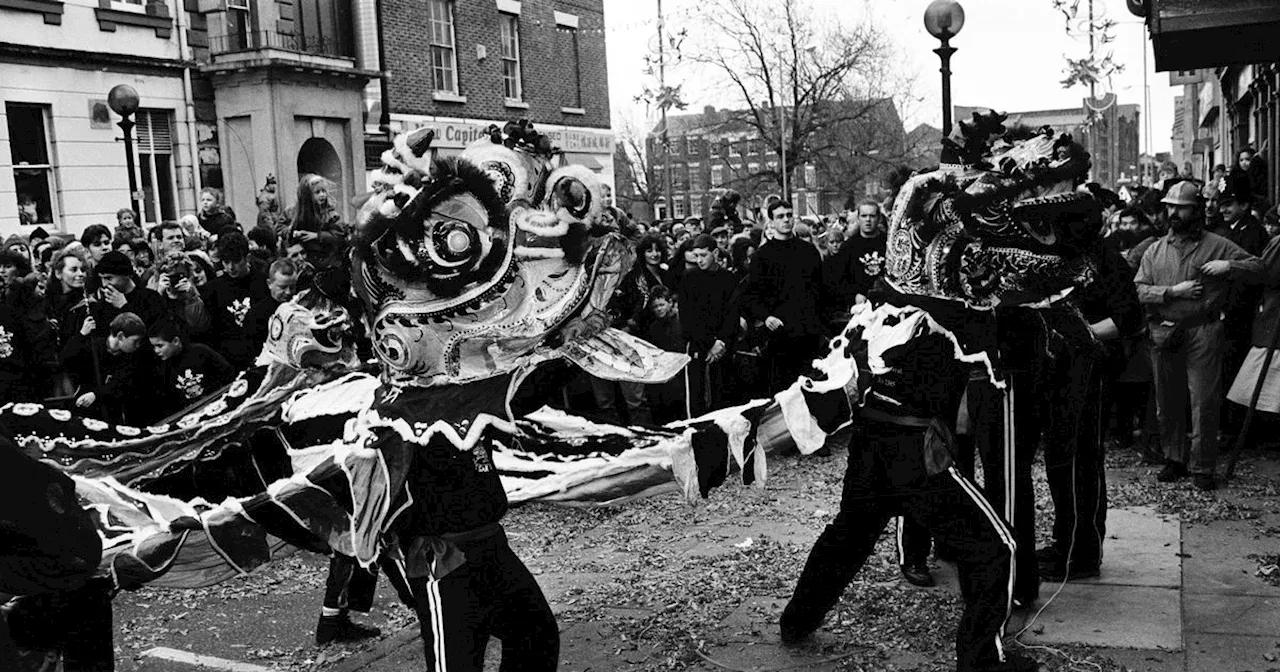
[{"left": 209, "top": 30, "right": 354, "bottom": 59}]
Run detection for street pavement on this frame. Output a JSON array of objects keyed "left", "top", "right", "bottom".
[{"left": 113, "top": 449, "right": 1280, "bottom": 672}]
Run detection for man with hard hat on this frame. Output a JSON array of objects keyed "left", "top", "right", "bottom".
[{"left": 1134, "top": 180, "right": 1263, "bottom": 491}]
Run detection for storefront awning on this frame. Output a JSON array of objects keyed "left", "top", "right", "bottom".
[{"left": 563, "top": 152, "right": 604, "bottom": 171}]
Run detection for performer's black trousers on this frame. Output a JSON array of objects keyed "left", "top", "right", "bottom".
[
  {"left": 966, "top": 376, "right": 1040, "bottom": 604},
  {"left": 409, "top": 529, "right": 558, "bottom": 671},
  {"left": 1043, "top": 356, "right": 1107, "bottom": 569},
  {"left": 782, "top": 423, "right": 1015, "bottom": 672},
  {"left": 324, "top": 554, "right": 378, "bottom": 613}
]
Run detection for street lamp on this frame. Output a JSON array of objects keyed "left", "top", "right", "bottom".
[
  {"left": 108, "top": 84, "right": 142, "bottom": 221},
  {"left": 924, "top": 0, "right": 965, "bottom": 137}
]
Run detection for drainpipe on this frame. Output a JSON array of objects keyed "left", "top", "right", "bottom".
[
  {"left": 175, "top": 0, "right": 203, "bottom": 214},
  {"left": 375, "top": 0, "right": 390, "bottom": 135}
]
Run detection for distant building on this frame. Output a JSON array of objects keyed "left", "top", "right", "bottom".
[
  {"left": 645, "top": 101, "right": 905, "bottom": 221},
  {"left": 955, "top": 99, "right": 1141, "bottom": 188}
]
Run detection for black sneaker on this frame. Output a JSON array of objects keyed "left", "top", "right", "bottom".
[
  {"left": 1156, "top": 461, "right": 1187, "bottom": 482},
  {"left": 1035, "top": 544, "right": 1066, "bottom": 565},
  {"left": 1193, "top": 474, "right": 1216, "bottom": 491},
  {"left": 316, "top": 614, "right": 382, "bottom": 646},
  {"left": 900, "top": 561, "right": 936, "bottom": 587},
  {"left": 778, "top": 608, "right": 821, "bottom": 646},
  {"left": 1039, "top": 560, "right": 1100, "bottom": 582}
]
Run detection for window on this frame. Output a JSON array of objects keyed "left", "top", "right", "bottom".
[
  {"left": 688, "top": 163, "right": 702, "bottom": 192},
  {"left": 679, "top": 164, "right": 690, "bottom": 190},
  {"left": 690, "top": 194, "right": 703, "bottom": 217},
  {"left": 709, "top": 141, "right": 721, "bottom": 158},
  {"left": 428, "top": 0, "right": 459, "bottom": 94},
  {"left": 6, "top": 103, "right": 57, "bottom": 227},
  {"left": 673, "top": 197, "right": 686, "bottom": 218},
  {"left": 499, "top": 13, "right": 523, "bottom": 101},
  {"left": 729, "top": 141, "right": 741, "bottom": 157},
  {"left": 134, "top": 109, "right": 178, "bottom": 224},
  {"left": 804, "top": 163, "right": 817, "bottom": 188},
  {"left": 558, "top": 25, "right": 583, "bottom": 108},
  {"left": 688, "top": 137, "right": 699, "bottom": 156},
  {"left": 710, "top": 165, "right": 724, "bottom": 187}
]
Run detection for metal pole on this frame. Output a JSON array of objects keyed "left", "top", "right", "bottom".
[
  {"left": 657, "top": 0, "right": 673, "bottom": 220},
  {"left": 118, "top": 115, "right": 141, "bottom": 220},
  {"left": 935, "top": 35, "right": 956, "bottom": 136}
]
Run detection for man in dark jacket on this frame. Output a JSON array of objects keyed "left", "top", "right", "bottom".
[
  {"left": 60, "top": 312, "right": 152, "bottom": 424},
  {"left": 90, "top": 250, "right": 169, "bottom": 328},
  {"left": 207, "top": 232, "right": 270, "bottom": 369},
  {"left": 741, "top": 201, "right": 825, "bottom": 394},
  {"left": 148, "top": 318, "right": 236, "bottom": 417},
  {"left": 243, "top": 258, "right": 300, "bottom": 357},
  {"left": 677, "top": 234, "right": 739, "bottom": 417}
]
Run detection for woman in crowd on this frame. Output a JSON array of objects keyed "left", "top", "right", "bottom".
[
  {"left": 196, "top": 187, "right": 237, "bottom": 236},
  {"left": 43, "top": 249, "right": 91, "bottom": 399}
]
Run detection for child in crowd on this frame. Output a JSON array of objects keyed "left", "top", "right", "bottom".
[
  {"left": 641, "top": 286, "right": 686, "bottom": 424},
  {"left": 147, "top": 318, "right": 235, "bottom": 418}
]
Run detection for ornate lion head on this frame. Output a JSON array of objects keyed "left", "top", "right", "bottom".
[
  {"left": 352, "top": 121, "right": 631, "bottom": 387},
  {"left": 886, "top": 111, "right": 1101, "bottom": 309}
]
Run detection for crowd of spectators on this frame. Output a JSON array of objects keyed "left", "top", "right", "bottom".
[{"left": 0, "top": 178, "right": 325, "bottom": 427}]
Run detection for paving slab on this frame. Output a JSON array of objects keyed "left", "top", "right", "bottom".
[
  {"left": 1081, "top": 506, "right": 1181, "bottom": 589},
  {"left": 1183, "top": 633, "right": 1280, "bottom": 672},
  {"left": 694, "top": 596, "right": 857, "bottom": 672},
  {"left": 1020, "top": 583, "right": 1181, "bottom": 650},
  {"left": 559, "top": 619, "right": 660, "bottom": 671},
  {"left": 1183, "top": 518, "right": 1280, "bottom": 597},
  {"left": 1085, "top": 646, "right": 1184, "bottom": 672},
  {"left": 1183, "top": 594, "right": 1280, "bottom": 636}
]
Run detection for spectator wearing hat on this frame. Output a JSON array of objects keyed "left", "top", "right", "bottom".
[
  {"left": 1135, "top": 180, "right": 1263, "bottom": 491},
  {"left": 0, "top": 248, "right": 57, "bottom": 402},
  {"left": 60, "top": 312, "right": 154, "bottom": 424},
  {"left": 89, "top": 250, "right": 168, "bottom": 329},
  {"left": 711, "top": 225, "right": 731, "bottom": 255}
]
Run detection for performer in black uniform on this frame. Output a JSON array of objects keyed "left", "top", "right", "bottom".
[{"left": 780, "top": 294, "right": 1033, "bottom": 672}]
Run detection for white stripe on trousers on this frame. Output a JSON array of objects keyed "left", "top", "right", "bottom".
[
  {"left": 1003, "top": 385, "right": 1016, "bottom": 526},
  {"left": 896, "top": 516, "right": 906, "bottom": 565},
  {"left": 947, "top": 466, "right": 1017, "bottom": 663},
  {"left": 426, "top": 578, "right": 447, "bottom": 672}
]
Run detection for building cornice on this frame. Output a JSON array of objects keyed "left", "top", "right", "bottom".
[
  {"left": 0, "top": 42, "right": 193, "bottom": 73},
  {"left": 0, "top": 0, "right": 62, "bottom": 24}
]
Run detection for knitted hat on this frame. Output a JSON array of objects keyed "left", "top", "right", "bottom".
[
  {"left": 4, "top": 233, "right": 27, "bottom": 249},
  {"left": 29, "top": 227, "right": 50, "bottom": 242},
  {"left": 96, "top": 250, "right": 136, "bottom": 277}
]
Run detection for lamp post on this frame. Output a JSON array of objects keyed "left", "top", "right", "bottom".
[
  {"left": 924, "top": 0, "right": 965, "bottom": 137},
  {"left": 108, "top": 84, "right": 142, "bottom": 221}
]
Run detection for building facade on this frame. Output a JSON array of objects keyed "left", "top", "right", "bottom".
[
  {"left": 374, "top": 0, "right": 614, "bottom": 193},
  {"left": 2, "top": 0, "right": 614, "bottom": 237},
  {"left": 1, "top": 0, "right": 199, "bottom": 234},
  {"left": 644, "top": 101, "right": 905, "bottom": 222},
  {"left": 955, "top": 99, "right": 1142, "bottom": 188}
]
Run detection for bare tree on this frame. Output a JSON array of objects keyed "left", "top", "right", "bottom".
[
  {"left": 684, "top": 0, "right": 919, "bottom": 206},
  {"left": 612, "top": 114, "right": 666, "bottom": 220}
]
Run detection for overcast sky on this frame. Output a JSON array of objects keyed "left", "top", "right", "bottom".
[{"left": 603, "top": 0, "right": 1176, "bottom": 154}]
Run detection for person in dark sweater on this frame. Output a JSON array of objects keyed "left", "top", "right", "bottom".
[
  {"left": 243, "top": 258, "right": 300, "bottom": 358},
  {"left": 196, "top": 187, "right": 238, "bottom": 237},
  {"left": 677, "top": 234, "right": 739, "bottom": 417},
  {"left": 147, "top": 318, "right": 236, "bottom": 417},
  {"left": 740, "top": 200, "right": 825, "bottom": 394},
  {"left": 60, "top": 312, "right": 151, "bottom": 424},
  {"left": 89, "top": 250, "right": 169, "bottom": 331},
  {"left": 207, "top": 231, "right": 270, "bottom": 369},
  {"left": 0, "top": 250, "right": 58, "bottom": 402}
]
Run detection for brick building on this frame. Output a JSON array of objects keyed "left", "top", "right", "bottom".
[
  {"left": 375, "top": 0, "right": 614, "bottom": 187},
  {"left": 643, "top": 101, "right": 904, "bottom": 222},
  {"left": 1, "top": 0, "right": 613, "bottom": 236}
]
